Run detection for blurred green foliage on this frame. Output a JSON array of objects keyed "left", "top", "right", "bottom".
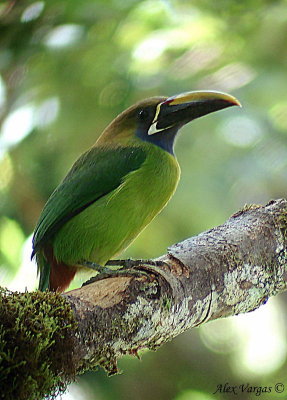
[{"left": 1, "top": 0, "right": 287, "bottom": 399}]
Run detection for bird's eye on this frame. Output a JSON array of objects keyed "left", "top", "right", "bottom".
[{"left": 138, "top": 109, "right": 149, "bottom": 121}]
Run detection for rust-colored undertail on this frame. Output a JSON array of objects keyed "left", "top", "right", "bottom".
[{"left": 44, "top": 245, "right": 78, "bottom": 292}]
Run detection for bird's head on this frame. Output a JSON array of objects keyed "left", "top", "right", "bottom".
[{"left": 97, "top": 90, "right": 241, "bottom": 154}]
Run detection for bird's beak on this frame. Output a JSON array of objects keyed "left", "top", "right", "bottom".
[{"left": 148, "top": 90, "right": 241, "bottom": 135}]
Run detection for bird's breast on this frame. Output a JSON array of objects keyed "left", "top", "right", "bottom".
[
  {"left": 120, "top": 144, "right": 180, "bottom": 214},
  {"left": 100, "top": 144, "right": 180, "bottom": 255}
]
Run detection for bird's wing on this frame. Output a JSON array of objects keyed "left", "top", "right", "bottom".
[{"left": 32, "top": 145, "right": 147, "bottom": 255}]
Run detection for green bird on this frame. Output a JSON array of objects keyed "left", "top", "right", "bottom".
[{"left": 32, "top": 90, "right": 240, "bottom": 292}]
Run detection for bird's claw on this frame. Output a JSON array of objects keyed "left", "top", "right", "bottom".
[
  {"left": 81, "top": 260, "right": 111, "bottom": 274},
  {"left": 105, "top": 258, "right": 169, "bottom": 269},
  {"left": 81, "top": 258, "right": 171, "bottom": 288}
]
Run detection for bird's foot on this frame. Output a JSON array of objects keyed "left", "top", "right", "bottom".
[
  {"left": 105, "top": 258, "right": 168, "bottom": 269},
  {"left": 81, "top": 260, "right": 145, "bottom": 287},
  {"left": 81, "top": 259, "right": 169, "bottom": 288},
  {"left": 81, "top": 260, "right": 111, "bottom": 274}
]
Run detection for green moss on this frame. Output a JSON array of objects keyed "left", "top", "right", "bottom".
[{"left": 0, "top": 288, "right": 77, "bottom": 400}]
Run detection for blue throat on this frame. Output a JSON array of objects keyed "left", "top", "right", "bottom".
[{"left": 137, "top": 126, "right": 179, "bottom": 155}]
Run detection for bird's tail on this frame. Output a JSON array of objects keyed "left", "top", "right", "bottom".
[
  {"left": 38, "top": 256, "right": 51, "bottom": 291},
  {"left": 36, "top": 252, "right": 50, "bottom": 291}
]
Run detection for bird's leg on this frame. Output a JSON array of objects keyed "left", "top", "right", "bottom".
[
  {"left": 81, "top": 260, "right": 112, "bottom": 274},
  {"left": 81, "top": 260, "right": 147, "bottom": 287},
  {"left": 81, "top": 259, "right": 144, "bottom": 278},
  {"left": 81, "top": 259, "right": 170, "bottom": 288},
  {"left": 105, "top": 258, "right": 169, "bottom": 269}
]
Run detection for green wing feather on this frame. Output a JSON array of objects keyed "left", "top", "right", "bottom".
[{"left": 32, "top": 145, "right": 147, "bottom": 255}]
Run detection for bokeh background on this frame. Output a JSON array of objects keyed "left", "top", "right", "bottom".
[{"left": 1, "top": 0, "right": 287, "bottom": 399}]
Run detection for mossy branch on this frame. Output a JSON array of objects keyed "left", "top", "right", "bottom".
[{"left": 1, "top": 199, "right": 287, "bottom": 400}]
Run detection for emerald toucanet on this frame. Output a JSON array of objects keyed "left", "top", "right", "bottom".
[{"left": 32, "top": 90, "right": 240, "bottom": 292}]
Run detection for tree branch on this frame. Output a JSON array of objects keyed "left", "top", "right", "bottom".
[
  {"left": 2, "top": 199, "right": 287, "bottom": 399},
  {"left": 65, "top": 198, "right": 287, "bottom": 375}
]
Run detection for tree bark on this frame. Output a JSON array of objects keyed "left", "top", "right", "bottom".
[{"left": 1, "top": 199, "right": 287, "bottom": 400}]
